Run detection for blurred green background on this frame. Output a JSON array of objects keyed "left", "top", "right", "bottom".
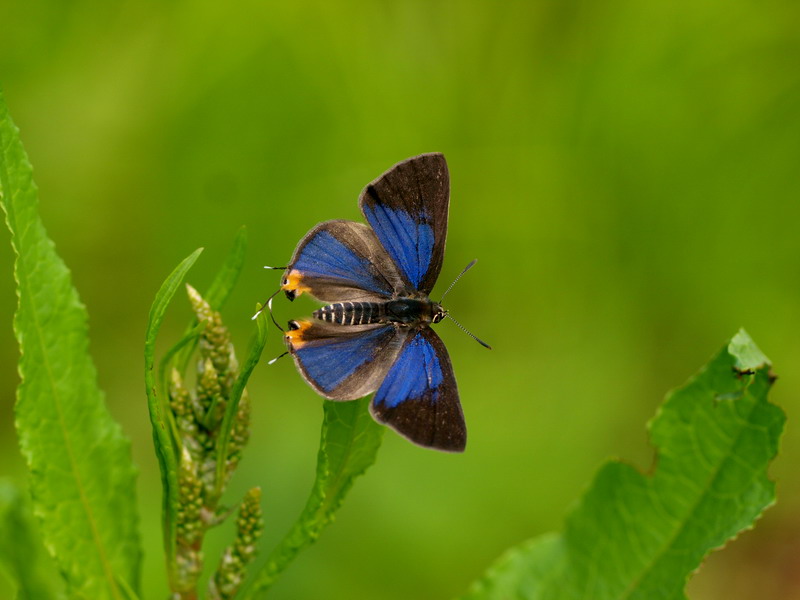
[{"left": 1, "top": 1, "right": 799, "bottom": 598}]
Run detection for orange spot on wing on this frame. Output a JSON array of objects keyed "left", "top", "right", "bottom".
[
  {"left": 282, "top": 270, "right": 311, "bottom": 297},
  {"left": 285, "top": 320, "right": 313, "bottom": 350}
]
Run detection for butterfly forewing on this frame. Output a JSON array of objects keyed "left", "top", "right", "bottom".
[
  {"left": 359, "top": 153, "right": 449, "bottom": 295},
  {"left": 369, "top": 327, "right": 465, "bottom": 452},
  {"left": 282, "top": 220, "right": 409, "bottom": 303}
]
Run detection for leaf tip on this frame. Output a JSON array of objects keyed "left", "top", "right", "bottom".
[{"left": 728, "top": 328, "right": 770, "bottom": 371}]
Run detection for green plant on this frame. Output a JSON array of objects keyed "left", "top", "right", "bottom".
[
  {"left": 0, "top": 91, "right": 786, "bottom": 599},
  {"left": 463, "top": 329, "right": 783, "bottom": 599},
  {"left": 2, "top": 90, "right": 140, "bottom": 599}
]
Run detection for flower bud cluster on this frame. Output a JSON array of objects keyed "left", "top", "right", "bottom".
[
  {"left": 167, "top": 285, "right": 258, "bottom": 597},
  {"left": 210, "top": 488, "right": 264, "bottom": 600}
]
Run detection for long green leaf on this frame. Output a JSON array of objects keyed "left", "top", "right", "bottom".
[
  {"left": 213, "top": 308, "right": 269, "bottom": 499},
  {"left": 144, "top": 246, "right": 203, "bottom": 588},
  {"left": 0, "top": 90, "right": 142, "bottom": 599},
  {"left": 204, "top": 225, "right": 247, "bottom": 310},
  {"left": 243, "top": 398, "right": 384, "bottom": 598},
  {"left": 0, "top": 480, "right": 59, "bottom": 600},
  {"left": 463, "top": 329, "right": 785, "bottom": 600}
]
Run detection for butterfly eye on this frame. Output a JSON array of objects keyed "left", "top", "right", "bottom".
[{"left": 287, "top": 320, "right": 301, "bottom": 331}]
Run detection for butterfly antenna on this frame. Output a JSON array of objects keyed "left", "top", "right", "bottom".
[
  {"left": 251, "top": 288, "right": 285, "bottom": 332},
  {"left": 440, "top": 259, "right": 478, "bottom": 303},
  {"left": 443, "top": 312, "right": 492, "bottom": 349},
  {"left": 267, "top": 351, "right": 289, "bottom": 365}
]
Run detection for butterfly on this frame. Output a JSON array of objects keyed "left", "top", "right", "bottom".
[{"left": 276, "top": 153, "right": 485, "bottom": 452}]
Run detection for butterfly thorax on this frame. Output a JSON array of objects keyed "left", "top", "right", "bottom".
[{"left": 313, "top": 298, "right": 445, "bottom": 327}]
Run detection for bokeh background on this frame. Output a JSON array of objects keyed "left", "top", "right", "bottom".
[{"left": 2, "top": 1, "right": 799, "bottom": 598}]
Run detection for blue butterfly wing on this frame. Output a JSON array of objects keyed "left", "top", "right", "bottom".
[
  {"left": 370, "top": 327, "right": 466, "bottom": 452},
  {"left": 285, "top": 320, "right": 409, "bottom": 400},
  {"left": 359, "top": 153, "right": 449, "bottom": 295},
  {"left": 282, "top": 220, "right": 407, "bottom": 303}
]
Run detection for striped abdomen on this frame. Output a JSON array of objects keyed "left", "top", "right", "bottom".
[
  {"left": 314, "top": 301, "right": 385, "bottom": 325},
  {"left": 313, "top": 298, "right": 442, "bottom": 326}
]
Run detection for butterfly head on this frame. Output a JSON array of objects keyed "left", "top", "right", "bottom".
[
  {"left": 281, "top": 270, "right": 310, "bottom": 301},
  {"left": 284, "top": 319, "right": 312, "bottom": 350},
  {"left": 431, "top": 303, "right": 447, "bottom": 324}
]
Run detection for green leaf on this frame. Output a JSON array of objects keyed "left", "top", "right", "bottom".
[
  {"left": 0, "top": 91, "right": 142, "bottom": 599},
  {"left": 243, "top": 398, "right": 385, "bottom": 598},
  {"left": 144, "top": 247, "right": 203, "bottom": 588},
  {"left": 213, "top": 307, "right": 269, "bottom": 499},
  {"left": 204, "top": 225, "right": 248, "bottom": 310},
  {"left": 0, "top": 480, "right": 59, "bottom": 600},
  {"left": 464, "top": 329, "right": 784, "bottom": 600}
]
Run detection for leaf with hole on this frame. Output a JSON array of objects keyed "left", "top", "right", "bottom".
[{"left": 463, "top": 330, "right": 784, "bottom": 600}]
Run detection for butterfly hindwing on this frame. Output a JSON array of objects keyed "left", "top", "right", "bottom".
[
  {"left": 286, "top": 320, "right": 409, "bottom": 401},
  {"left": 359, "top": 153, "right": 449, "bottom": 295},
  {"left": 282, "top": 220, "right": 408, "bottom": 303},
  {"left": 370, "top": 327, "right": 465, "bottom": 452}
]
